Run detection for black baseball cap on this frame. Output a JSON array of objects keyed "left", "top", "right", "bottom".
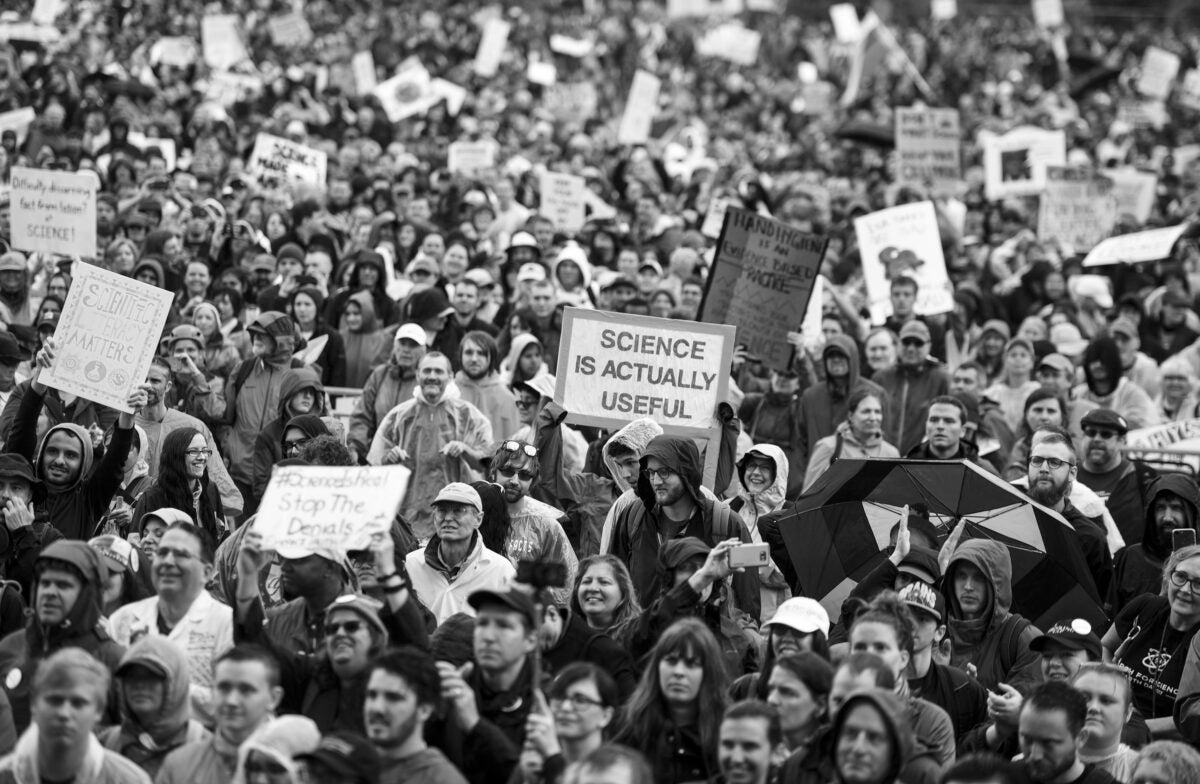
[
  {"left": 897, "top": 545, "right": 940, "bottom": 585},
  {"left": 467, "top": 588, "right": 538, "bottom": 629},
  {"left": 899, "top": 581, "right": 945, "bottom": 622},
  {"left": 1030, "top": 618, "right": 1102, "bottom": 660},
  {"left": 295, "top": 731, "right": 381, "bottom": 784}
]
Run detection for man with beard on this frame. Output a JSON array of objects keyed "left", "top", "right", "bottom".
[
  {"left": 0, "top": 252, "right": 32, "bottom": 330},
  {"left": 1073, "top": 336, "right": 1158, "bottom": 430},
  {"left": 364, "top": 648, "right": 467, "bottom": 784},
  {"left": 1016, "top": 681, "right": 1117, "bottom": 784},
  {"left": 455, "top": 332, "right": 519, "bottom": 445},
  {"left": 255, "top": 543, "right": 347, "bottom": 657},
  {"left": 1074, "top": 409, "right": 1157, "bottom": 548},
  {"left": 716, "top": 701, "right": 779, "bottom": 784},
  {"left": 1109, "top": 474, "right": 1200, "bottom": 615},
  {"left": 351, "top": 324, "right": 426, "bottom": 462},
  {"left": 96, "top": 193, "right": 119, "bottom": 250},
  {"left": 1021, "top": 431, "right": 1112, "bottom": 599},
  {"left": 369, "top": 353, "right": 493, "bottom": 541}
]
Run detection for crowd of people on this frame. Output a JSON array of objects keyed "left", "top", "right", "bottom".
[{"left": 0, "top": 0, "right": 1200, "bottom": 783}]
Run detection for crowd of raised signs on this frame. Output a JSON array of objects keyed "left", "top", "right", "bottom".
[{"left": 4, "top": 0, "right": 1200, "bottom": 783}]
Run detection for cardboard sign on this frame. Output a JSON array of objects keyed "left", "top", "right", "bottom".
[
  {"left": 352, "top": 50, "right": 377, "bottom": 95},
  {"left": 895, "top": 107, "right": 961, "bottom": 194},
  {"left": 701, "top": 208, "right": 827, "bottom": 371},
  {"left": 447, "top": 140, "right": 498, "bottom": 176},
  {"left": 1180, "top": 69, "right": 1200, "bottom": 112},
  {"left": 527, "top": 60, "right": 557, "bottom": 86},
  {"left": 31, "top": 0, "right": 62, "bottom": 27},
  {"left": 854, "top": 201, "right": 953, "bottom": 322},
  {"left": 1082, "top": 225, "right": 1187, "bottom": 267},
  {"left": 248, "top": 133, "right": 328, "bottom": 187},
  {"left": 1105, "top": 168, "right": 1158, "bottom": 223},
  {"left": 982, "top": 127, "right": 1066, "bottom": 199},
  {"left": 153, "top": 37, "right": 198, "bottom": 68},
  {"left": 0, "top": 108, "right": 36, "bottom": 146},
  {"left": 474, "top": 18, "right": 510, "bottom": 78},
  {"left": 540, "top": 172, "right": 586, "bottom": 234},
  {"left": 201, "top": 15, "right": 248, "bottom": 71},
  {"left": 41, "top": 263, "right": 174, "bottom": 413},
  {"left": 1037, "top": 168, "right": 1116, "bottom": 256},
  {"left": 374, "top": 64, "right": 440, "bottom": 123},
  {"left": 931, "top": 0, "right": 957, "bottom": 20},
  {"left": 1137, "top": 46, "right": 1181, "bottom": 100},
  {"left": 543, "top": 82, "right": 599, "bottom": 122},
  {"left": 267, "top": 13, "right": 313, "bottom": 48},
  {"left": 696, "top": 24, "right": 762, "bottom": 66},
  {"left": 550, "top": 35, "right": 593, "bottom": 58},
  {"left": 256, "top": 465, "right": 410, "bottom": 555},
  {"left": 702, "top": 196, "right": 733, "bottom": 239},
  {"left": 554, "top": 308, "right": 734, "bottom": 435},
  {"left": 1127, "top": 419, "right": 1200, "bottom": 474},
  {"left": 617, "top": 70, "right": 661, "bottom": 146},
  {"left": 10, "top": 167, "right": 97, "bottom": 257},
  {"left": 1031, "top": 0, "right": 1063, "bottom": 28},
  {"left": 830, "top": 4, "right": 862, "bottom": 43}
]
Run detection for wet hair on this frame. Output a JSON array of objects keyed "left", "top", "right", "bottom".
[
  {"left": 1022, "top": 680, "right": 1087, "bottom": 736},
  {"left": 1020, "top": 389, "right": 1067, "bottom": 439},
  {"left": 850, "top": 591, "right": 917, "bottom": 658},
  {"left": 460, "top": 330, "right": 501, "bottom": 373},
  {"left": 368, "top": 646, "right": 442, "bottom": 710},
  {"left": 847, "top": 388, "right": 883, "bottom": 418},
  {"left": 928, "top": 395, "right": 967, "bottom": 424},
  {"left": 836, "top": 652, "right": 896, "bottom": 691},
  {"left": 772, "top": 652, "right": 834, "bottom": 712},
  {"left": 1069, "top": 662, "right": 1132, "bottom": 709}
]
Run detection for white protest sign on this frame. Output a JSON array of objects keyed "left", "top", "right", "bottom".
[
  {"left": 267, "top": 13, "right": 314, "bottom": 48},
  {"left": 550, "top": 35, "right": 593, "bottom": 58},
  {"left": 1181, "top": 70, "right": 1200, "bottom": 111},
  {"left": 0, "top": 22, "right": 60, "bottom": 43},
  {"left": 1137, "top": 46, "right": 1181, "bottom": 100},
  {"left": 204, "top": 72, "right": 262, "bottom": 107},
  {"left": 352, "top": 50, "right": 377, "bottom": 94},
  {"left": 1117, "top": 98, "right": 1168, "bottom": 130},
  {"left": 702, "top": 196, "right": 733, "bottom": 239},
  {"left": 248, "top": 133, "right": 328, "bottom": 187},
  {"left": 931, "top": 0, "right": 957, "bottom": 20},
  {"left": 41, "top": 263, "right": 174, "bottom": 413},
  {"left": 256, "top": 465, "right": 410, "bottom": 555},
  {"left": 152, "top": 37, "right": 198, "bottom": 68},
  {"left": 474, "top": 18, "right": 511, "bottom": 78},
  {"left": 544, "top": 82, "right": 599, "bottom": 121},
  {"left": 982, "top": 127, "right": 1066, "bottom": 199},
  {"left": 447, "top": 140, "right": 498, "bottom": 176},
  {"left": 1037, "top": 168, "right": 1116, "bottom": 256},
  {"left": 31, "top": 0, "right": 61, "bottom": 27},
  {"left": 800, "top": 274, "right": 827, "bottom": 354},
  {"left": 1127, "top": 419, "right": 1200, "bottom": 474},
  {"left": 1032, "top": 0, "right": 1063, "bottom": 28},
  {"left": 527, "top": 60, "right": 557, "bottom": 86},
  {"left": 201, "top": 15, "right": 248, "bottom": 71},
  {"left": 895, "top": 107, "right": 961, "bottom": 194},
  {"left": 374, "top": 64, "right": 439, "bottom": 123},
  {"left": 432, "top": 79, "right": 468, "bottom": 116},
  {"left": 854, "top": 201, "right": 953, "bottom": 322},
  {"left": 617, "top": 70, "right": 661, "bottom": 146},
  {"left": 540, "top": 172, "right": 586, "bottom": 234},
  {"left": 696, "top": 24, "right": 762, "bottom": 66},
  {"left": 10, "top": 167, "right": 97, "bottom": 257},
  {"left": 667, "top": 0, "right": 743, "bottom": 17},
  {"left": 1083, "top": 225, "right": 1187, "bottom": 267},
  {"left": 1104, "top": 168, "right": 1157, "bottom": 223},
  {"left": 830, "top": 4, "right": 862, "bottom": 43},
  {"left": 0, "top": 108, "right": 36, "bottom": 146}
]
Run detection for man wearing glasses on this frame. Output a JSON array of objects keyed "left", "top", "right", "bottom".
[
  {"left": 1110, "top": 474, "right": 1200, "bottom": 617},
  {"left": 1074, "top": 409, "right": 1157, "bottom": 551},
  {"left": 109, "top": 521, "right": 232, "bottom": 726}
]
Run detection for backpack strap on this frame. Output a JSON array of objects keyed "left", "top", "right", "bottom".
[{"left": 831, "top": 431, "right": 845, "bottom": 463}]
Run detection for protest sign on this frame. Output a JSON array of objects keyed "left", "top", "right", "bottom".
[
  {"left": 374, "top": 64, "right": 439, "bottom": 123},
  {"left": 201, "top": 15, "right": 247, "bottom": 71},
  {"left": 0, "top": 108, "right": 36, "bottom": 146},
  {"left": 1117, "top": 98, "right": 1168, "bottom": 130},
  {"left": 447, "top": 140, "right": 498, "bottom": 176},
  {"left": 696, "top": 24, "right": 761, "bottom": 66},
  {"left": 474, "top": 18, "right": 510, "bottom": 78},
  {"left": 248, "top": 133, "right": 328, "bottom": 187},
  {"left": 895, "top": 107, "right": 961, "bottom": 194},
  {"left": 1083, "top": 225, "right": 1187, "bottom": 267},
  {"left": 1032, "top": 0, "right": 1064, "bottom": 28},
  {"left": 667, "top": 0, "right": 743, "bottom": 17},
  {"left": 982, "top": 127, "right": 1066, "bottom": 199},
  {"left": 267, "top": 13, "right": 313, "bottom": 48},
  {"left": 31, "top": 0, "right": 61, "bottom": 27},
  {"left": 830, "top": 4, "right": 862, "bottom": 43},
  {"left": 931, "top": 0, "right": 957, "bottom": 20},
  {"left": 0, "top": 22, "right": 60, "bottom": 44},
  {"left": 550, "top": 35, "right": 593, "bottom": 58},
  {"left": 617, "top": 70, "right": 661, "bottom": 145},
  {"left": 255, "top": 465, "right": 410, "bottom": 555},
  {"left": 1036, "top": 167, "right": 1116, "bottom": 256},
  {"left": 153, "top": 37, "right": 197, "bottom": 68},
  {"left": 1137, "top": 46, "right": 1181, "bottom": 100},
  {"left": 701, "top": 208, "right": 827, "bottom": 371},
  {"left": 854, "top": 201, "right": 953, "bottom": 322},
  {"left": 1105, "top": 168, "right": 1158, "bottom": 223},
  {"left": 540, "top": 172, "right": 586, "bottom": 234},
  {"left": 41, "top": 262, "right": 173, "bottom": 413},
  {"left": 1126, "top": 419, "right": 1200, "bottom": 474},
  {"left": 204, "top": 71, "right": 262, "bottom": 107},
  {"left": 543, "top": 82, "right": 599, "bottom": 122},
  {"left": 702, "top": 196, "right": 733, "bottom": 239},
  {"left": 10, "top": 167, "right": 97, "bottom": 257},
  {"left": 1181, "top": 70, "right": 1200, "bottom": 111},
  {"left": 352, "top": 50, "right": 377, "bottom": 94},
  {"left": 526, "top": 60, "right": 557, "bottom": 86},
  {"left": 432, "top": 79, "right": 468, "bottom": 116}
]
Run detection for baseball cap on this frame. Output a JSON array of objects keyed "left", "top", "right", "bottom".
[
  {"left": 1004, "top": 337, "right": 1034, "bottom": 356},
  {"left": 433, "top": 482, "right": 482, "bottom": 512},
  {"left": 1030, "top": 617, "right": 1102, "bottom": 660},
  {"left": 407, "top": 289, "right": 455, "bottom": 323},
  {"left": 88, "top": 535, "right": 139, "bottom": 575},
  {"left": 764, "top": 597, "right": 831, "bottom": 637},
  {"left": 897, "top": 545, "right": 940, "bottom": 585},
  {"left": 1080, "top": 408, "right": 1128, "bottom": 434},
  {"left": 406, "top": 256, "right": 440, "bottom": 278},
  {"left": 1069, "top": 275, "right": 1113, "bottom": 309},
  {"left": 602, "top": 275, "right": 637, "bottom": 292},
  {"left": 0, "top": 252, "right": 26, "bottom": 273},
  {"left": 394, "top": 323, "right": 427, "bottom": 346},
  {"left": 1036, "top": 353, "right": 1074, "bottom": 376},
  {"left": 468, "top": 588, "right": 538, "bottom": 629},
  {"left": 639, "top": 258, "right": 664, "bottom": 276},
  {"left": 296, "top": 731, "right": 382, "bottom": 784},
  {"left": 324, "top": 594, "right": 388, "bottom": 642},
  {"left": 899, "top": 581, "right": 944, "bottom": 622},
  {"left": 274, "top": 543, "right": 343, "bottom": 563},
  {"left": 1108, "top": 317, "right": 1138, "bottom": 339},
  {"left": 517, "top": 262, "right": 547, "bottom": 283},
  {"left": 0, "top": 332, "right": 25, "bottom": 364},
  {"left": 898, "top": 320, "right": 931, "bottom": 343},
  {"left": 980, "top": 319, "right": 1011, "bottom": 341},
  {"left": 462, "top": 268, "right": 494, "bottom": 288},
  {"left": 1049, "top": 323, "right": 1088, "bottom": 357}
]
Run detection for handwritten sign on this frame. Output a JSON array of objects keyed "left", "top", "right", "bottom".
[
  {"left": 42, "top": 263, "right": 173, "bottom": 413},
  {"left": 267, "top": 13, "right": 313, "bottom": 48},
  {"left": 702, "top": 196, "right": 733, "bottom": 239},
  {"left": 931, "top": 0, "right": 957, "bottom": 20},
  {"left": 543, "top": 82, "right": 599, "bottom": 122},
  {"left": 550, "top": 35, "right": 593, "bottom": 58},
  {"left": 201, "top": 15, "right": 248, "bottom": 71},
  {"left": 982, "top": 127, "right": 1066, "bottom": 199},
  {"left": 0, "top": 108, "right": 36, "bottom": 146},
  {"left": 1137, "top": 46, "right": 1181, "bottom": 100},
  {"left": 1181, "top": 70, "right": 1200, "bottom": 112},
  {"left": 1031, "top": 0, "right": 1063, "bottom": 28},
  {"left": 1127, "top": 419, "right": 1200, "bottom": 474},
  {"left": 10, "top": 167, "right": 97, "bottom": 257},
  {"left": 256, "top": 465, "right": 410, "bottom": 555},
  {"left": 830, "top": 4, "right": 862, "bottom": 43},
  {"left": 1083, "top": 225, "right": 1187, "bottom": 267},
  {"left": 696, "top": 24, "right": 761, "bottom": 66},
  {"left": 1037, "top": 168, "right": 1116, "bottom": 256},
  {"left": 895, "top": 107, "right": 961, "bottom": 194},
  {"left": 1106, "top": 168, "right": 1158, "bottom": 223},
  {"left": 248, "top": 134, "right": 327, "bottom": 187},
  {"left": 474, "top": 18, "right": 510, "bottom": 78},
  {"left": 447, "top": 140, "right": 498, "bottom": 176},
  {"left": 617, "top": 70, "right": 661, "bottom": 146},
  {"left": 540, "top": 172, "right": 586, "bottom": 234},
  {"left": 352, "top": 51, "right": 377, "bottom": 94},
  {"left": 375, "top": 64, "right": 440, "bottom": 123},
  {"left": 855, "top": 201, "right": 953, "bottom": 321},
  {"left": 701, "top": 208, "right": 826, "bottom": 371}
]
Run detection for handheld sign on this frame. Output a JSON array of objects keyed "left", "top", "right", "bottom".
[
  {"left": 201, "top": 15, "right": 248, "bottom": 71},
  {"left": 895, "top": 107, "right": 961, "bottom": 194},
  {"left": 10, "top": 167, "right": 97, "bottom": 257},
  {"left": 701, "top": 208, "right": 827, "bottom": 372},
  {"left": 855, "top": 201, "right": 953, "bottom": 322},
  {"left": 617, "top": 70, "right": 661, "bottom": 146},
  {"left": 1137, "top": 46, "right": 1181, "bottom": 100},
  {"left": 539, "top": 172, "right": 586, "bottom": 234},
  {"left": 982, "top": 127, "right": 1066, "bottom": 199},
  {"left": 1037, "top": 167, "right": 1116, "bottom": 256},
  {"left": 255, "top": 465, "right": 410, "bottom": 556},
  {"left": 474, "top": 18, "right": 510, "bottom": 78},
  {"left": 248, "top": 133, "right": 328, "bottom": 187},
  {"left": 42, "top": 263, "right": 174, "bottom": 413},
  {"left": 447, "top": 140, "right": 498, "bottom": 177},
  {"left": 1083, "top": 225, "right": 1187, "bottom": 267}
]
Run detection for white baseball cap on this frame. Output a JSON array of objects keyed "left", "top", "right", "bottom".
[{"left": 764, "top": 597, "right": 830, "bottom": 636}]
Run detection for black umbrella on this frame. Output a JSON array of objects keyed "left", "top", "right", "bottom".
[
  {"left": 777, "top": 458, "right": 1105, "bottom": 632},
  {"left": 834, "top": 120, "right": 895, "bottom": 148}
]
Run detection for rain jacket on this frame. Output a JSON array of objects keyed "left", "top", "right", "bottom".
[
  {"left": 502, "top": 495, "right": 578, "bottom": 608},
  {"left": 98, "top": 637, "right": 210, "bottom": 779},
  {"left": 729, "top": 445, "right": 792, "bottom": 619},
  {"left": 367, "top": 382, "right": 493, "bottom": 540},
  {"left": 737, "top": 390, "right": 804, "bottom": 498},
  {"left": 0, "top": 542, "right": 125, "bottom": 731},
  {"left": 797, "top": 335, "right": 889, "bottom": 465},
  {"left": 324, "top": 252, "right": 398, "bottom": 327},
  {"left": 1110, "top": 474, "right": 1200, "bottom": 616},
  {"left": 406, "top": 533, "right": 517, "bottom": 624},
  {"left": 9, "top": 391, "right": 133, "bottom": 541},
  {"left": 872, "top": 358, "right": 952, "bottom": 456},
  {"left": 829, "top": 691, "right": 928, "bottom": 784},
  {"left": 0, "top": 726, "right": 151, "bottom": 784},
  {"left": 231, "top": 716, "right": 320, "bottom": 784},
  {"left": 941, "top": 540, "right": 1042, "bottom": 695},
  {"left": 502, "top": 333, "right": 548, "bottom": 385},
  {"left": 349, "top": 355, "right": 420, "bottom": 459},
  {"left": 251, "top": 369, "right": 328, "bottom": 497},
  {"left": 550, "top": 246, "right": 595, "bottom": 309},
  {"left": 455, "top": 370, "right": 520, "bottom": 446},
  {"left": 1073, "top": 337, "right": 1160, "bottom": 429},
  {"left": 605, "top": 435, "right": 761, "bottom": 622},
  {"left": 191, "top": 303, "right": 241, "bottom": 381},
  {"left": 803, "top": 421, "right": 900, "bottom": 490},
  {"left": 339, "top": 291, "right": 388, "bottom": 388}
]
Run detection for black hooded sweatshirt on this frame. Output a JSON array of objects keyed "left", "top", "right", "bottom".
[{"left": 1109, "top": 474, "right": 1200, "bottom": 616}]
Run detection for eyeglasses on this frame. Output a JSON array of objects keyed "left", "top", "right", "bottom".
[
  {"left": 501, "top": 441, "right": 538, "bottom": 458},
  {"left": 155, "top": 546, "right": 196, "bottom": 562},
  {"left": 900, "top": 338, "right": 926, "bottom": 347},
  {"left": 1170, "top": 571, "right": 1200, "bottom": 593},
  {"left": 551, "top": 693, "right": 606, "bottom": 710},
  {"left": 513, "top": 398, "right": 537, "bottom": 410},
  {"left": 497, "top": 467, "right": 537, "bottom": 481},
  {"left": 283, "top": 437, "right": 311, "bottom": 454},
  {"left": 1082, "top": 427, "right": 1119, "bottom": 441},
  {"left": 409, "top": 269, "right": 432, "bottom": 278},
  {"left": 325, "top": 620, "right": 365, "bottom": 636},
  {"left": 244, "top": 758, "right": 289, "bottom": 776},
  {"left": 1029, "top": 455, "right": 1074, "bottom": 470},
  {"left": 642, "top": 467, "right": 675, "bottom": 481},
  {"left": 185, "top": 448, "right": 212, "bottom": 459}
]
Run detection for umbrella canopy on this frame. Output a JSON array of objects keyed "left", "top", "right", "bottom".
[
  {"left": 834, "top": 120, "right": 895, "bottom": 148},
  {"left": 778, "top": 458, "right": 1105, "bottom": 632}
]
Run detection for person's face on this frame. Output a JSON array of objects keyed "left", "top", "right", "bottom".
[
  {"left": 193, "top": 307, "right": 217, "bottom": 335},
  {"left": 121, "top": 665, "right": 167, "bottom": 719},
  {"left": 496, "top": 456, "right": 535, "bottom": 503},
  {"left": 41, "top": 430, "right": 84, "bottom": 486},
  {"left": 341, "top": 302, "right": 363, "bottom": 332},
  {"left": 214, "top": 660, "right": 280, "bottom": 740},
  {"left": 365, "top": 669, "right": 429, "bottom": 749},
  {"left": 32, "top": 678, "right": 103, "bottom": 752},
  {"left": 909, "top": 611, "right": 942, "bottom": 653},
  {"left": 215, "top": 295, "right": 236, "bottom": 321},
  {"left": 825, "top": 350, "right": 850, "bottom": 379},
  {"left": 611, "top": 453, "right": 640, "bottom": 487},
  {"left": 242, "top": 750, "right": 290, "bottom": 784},
  {"left": 577, "top": 563, "right": 623, "bottom": 624},
  {"left": 771, "top": 626, "right": 818, "bottom": 657},
  {"left": 1026, "top": 399, "right": 1063, "bottom": 432},
  {"left": 184, "top": 433, "right": 209, "bottom": 479},
  {"left": 890, "top": 284, "right": 917, "bottom": 316},
  {"left": 719, "top": 717, "right": 774, "bottom": 784},
  {"left": 304, "top": 252, "right": 332, "bottom": 282},
  {"left": 277, "top": 257, "right": 303, "bottom": 282},
  {"left": 950, "top": 368, "right": 981, "bottom": 394},
  {"left": 530, "top": 286, "right": 555, "bottom": 319},
  {"left": 140, "top": 519, "right": 166, "bottom": 562},
  {"left": 474, "top": 607, "right": 535, "bottom": 673},
  {"left": 767, "top": 666, "right": 823, "bottom": 736},
  {"left": 251, "top": 334, "right": 275, "bottom": 359},
  {"left": 0, "top": 477, "right": 32, "bottom": 513},
  {"left": 1162, "top": 369, "right": 1192, "bottom": 400},
  {"left": 850, "top": 621, "right": 910, "bottom": 680},
  {"left": 953, "top": 562, "right": 991, "bottom": 620},
  {"left": 926, "top": 403, "right": 964, "bottom": 452},
  {"left": 397, "top": 224, "right": 417, "bottom": 248},
  {"left": 325, "top": 607, "right": 374, "bottom": 674},
  {"left": 1163, "top": 303, "right": 1187, "bottom": 328},
  {"left": 1028, "top": 441, "right": 1076, "bottom": 506},
  {"left": 97, "top": 200, "right": 116, "bottom": 229},
  {"left": 1154, "top": 493, "right": 1190, "bottom": 542},
  {"left": 392, "top": 337, "right": 424, "bottom": 367},
  {"left": 1036, "top": 364, "right": 1072, "bottom": 394},
  {"left": 836, "top": 704, "right": 893, "bottom": 784},
  {"left": 282, "top": 427, "right": 312, "bottom": 460},
  {"left": 460, "top": 340, "right": 490, "bottom": 381},
  {"left": 865, "top": 334, "right": 896, "bottom": 371},
  {"left": 1167, "top": 555, "right": 1200, "bottom": 618},
  {"left": 636, "top": 268, "right": 660, "bottom": 295},
  {"left": 1040, "top": 644, "right": 1090, "bottom": 682},
  {"left": 47, "top": 277, "right": 69, "bottom": 300},
  {"left": 1081, "top": 423, "right": 1123, "bottom": 470},
  {"left": 420, "top": 234, "right": 445, "bottom": 260},
  {"left": 551, "top": 676, "right": 612, "bottom": 741},
  {"left": 35, "top": 567, "right": 82, "bottom": 626},
  {"left": 649, "top": 292, "right": 672, "bottom": 319},
  {"left": 616, "top": 250, "right": 640, "bottom": 278},
  {"left": 418, "top": 355, "right": 451, "bottom": 400},
  {"left": 1005, "top": 346, "right": 1033, "bottom": 376},
  {"left": 453, "top": 283, "right": 480, "bottom": 317},
  {"left": 1114, "top": 331, "right": 1138, "bottom": 364},
  {"left": 185, "top": 263, "right": 210, "bottom": 294},
  {"left": 408, "top": 198, "right": 432, "bottom": 223},
  {"left": 1019, "top": 707, "right": 1080, "bottom": 783},
  {"left": 432, "top": 502, "right": 480, "bottom": 542},
  {"left": 518, "top": 344, "right": 543, "bottom": 378},
  {"left": 742, "top": 456, "right": 775, "bottom": 493},
  {"left": 443, "top": 246, "right": 470, "bottom": 280},
  {"left": 154, "top": 525, "right": 210, "bottom": 598},
  {"left": 644, "top": 457, "right": 686, "bottom": 506},
  {"left": 681, "top": 283, "right": 704, "bottom": 311},
  {"left": 289, "top": 385, "right": 317, "bottom": 415},
  {"left": 357, "top": 265, "right": 380, "bottom": 289},
  {"left": 658, "top": 648, "right": 704, "bottom": 705}
]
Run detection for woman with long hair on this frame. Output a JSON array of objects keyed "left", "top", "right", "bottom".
[
  {"left": 1002, "top": 389, "right": 1068, "bottom": 481},
  {"left": 191, "top": 301, "right": 241, "bottom": 380},
  {"left": 131, "top": 427, "right": 226, "bottom": 545},
  {"left": 287, "top": 286, "right": 346, "bottom": 387},
  {"left": 519, "top": 663, "right": 619, "bottom": 784},
  {"left": 611, "top": 618, "right": 729, "bottom": 784},
  {"left": 569, "top": 555, "right": 642, "bottom": 642},
  {"left": 104, "top": 237, "right": 139, "bottom": 275}
]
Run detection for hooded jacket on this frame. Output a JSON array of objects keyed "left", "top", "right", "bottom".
[
  {"left": 324, "top": 252, "right": 397, "bottom": 328},
  {"left": 798, "top": 335, "right": 890, "bottom": 465},
  {"left": 0, "top": 542, "right": 125, "bottom": 731},
  {"left": 99, "top": 637, "right": 210, "bottom": 779},
  {"left": 803, "top": 420, "right": 901, "bottom": 490},
  {"left": 606, "top": 435, "right": 761, "bottom": 623},
  {"left": 830, "top": 691, "right": 917, "bottom": 784},
  {"left": 730, "top": 445, "right": 792, "bottom": 615},
  {"left": 872, "top": 357, "right": 952, "bottom": 456},
  {"left": 231, "top": 716, "right": 320, "bottom": 784},
  {"left": 0, "top": 725, "right": 152, "bottom": 784},
  {"left": 1109, "top": 474, "right": 1200, "bottom": 616},
  {"left": 339, "top": 291, "right": 387, "bottom": 388},
  {"left": 941, "top": 540, "right": 1041, "bottom": 694},
  {"left": 9, "top": 388, "right": 133, "bottom": 541},
  {"left": 502, "top": 333, "right": 547, "bottom": 386},
  {"left": 551, "top": 246, "right": 595, "bottom": 309},
  {"left": 350, "top": 351, "right": 421, "bottom": 460},
  {"left": 1075, "top": 337, "right": 1159, "bottom": 429},
  {"left": 455, "top": 369, "right": 520, "bottom": 448},
  {"left": 251, "top": 368, "right": 328, "bottom": 497}
]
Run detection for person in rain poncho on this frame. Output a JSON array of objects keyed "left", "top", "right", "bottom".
[{"left": 728, "top": 445, "right": 793, "bottom": 620}]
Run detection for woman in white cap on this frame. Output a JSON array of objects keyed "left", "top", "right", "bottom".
[{"left": 730, "top": 596, "right": 830, "bottom": 700}]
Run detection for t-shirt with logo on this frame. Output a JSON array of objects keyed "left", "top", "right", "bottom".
[{"left": 1113, "top": 594, "right": 1200, "bottom": 718}]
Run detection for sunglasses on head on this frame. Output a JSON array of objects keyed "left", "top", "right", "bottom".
[{"left": 501, "top": 440, "right": 537, "bottom": 458}]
